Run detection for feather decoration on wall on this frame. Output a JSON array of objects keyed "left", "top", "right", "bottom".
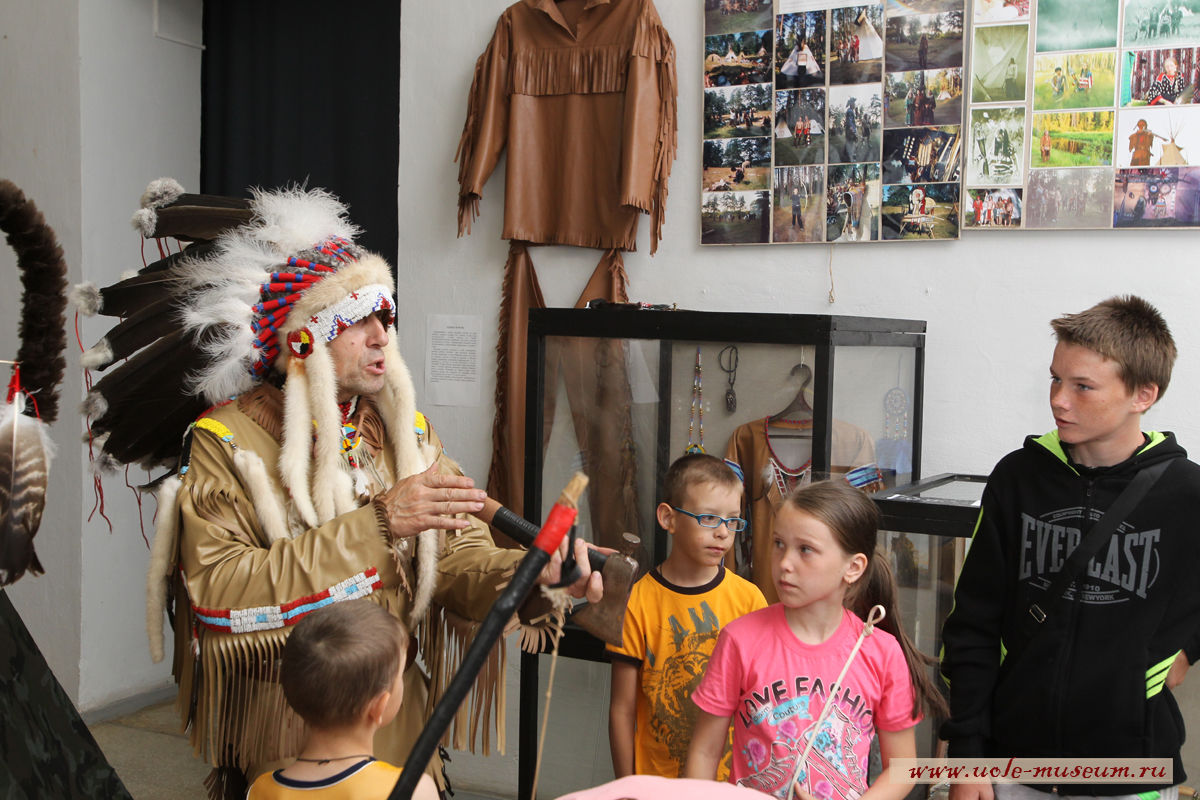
[
  {"left": 0, "top": 393, "right": 53, "bottom": 585},
  {"left": 0, "top": 179, "right": 68, "bottom": 586}
]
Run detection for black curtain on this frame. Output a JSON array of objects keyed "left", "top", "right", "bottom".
[{"left": 201, "top": 1, "right": 400, "bottom": 267}]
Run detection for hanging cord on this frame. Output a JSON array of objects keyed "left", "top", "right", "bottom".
[
  {"left": 718, "top": 345, "right": 739, "bottom": 413},
  {"left": 686, "top": 347, "right": 705, "bottom": 454},
  {"left": 787, "top": 604, "right": 886, "bottom": 800},
  {"left": 75, "top": 310, "right": 113, "bottom": 533},
  {"left": 531, "top": 583, "right": 573, "bottom": 798},
  {"left": 827, "top": 246, "right": 837, "bottom": 304}
]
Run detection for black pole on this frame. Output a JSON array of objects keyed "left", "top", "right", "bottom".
[{"left": 389, "top": 490, "right": 581, "bottom": 800}]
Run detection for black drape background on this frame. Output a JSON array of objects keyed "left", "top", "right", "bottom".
[{"left": 201, "top": 1, "right": 400, "bottom": 267}]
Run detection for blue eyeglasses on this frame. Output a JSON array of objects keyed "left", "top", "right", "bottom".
[{"left": 671, "top": 507, "right": 747, "bottom": 532}]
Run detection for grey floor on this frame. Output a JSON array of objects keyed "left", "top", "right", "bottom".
[{"left": 87, "top": 701, "right": 503, "bottom": 800}]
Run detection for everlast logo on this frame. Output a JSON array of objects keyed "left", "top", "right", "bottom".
[{"left": 1018, "top": 513, "right": 1160, "bottom": 600}]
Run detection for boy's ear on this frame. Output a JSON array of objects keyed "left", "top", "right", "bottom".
[
  {"left": 1132, "top": 382, "right": 1159, "bottom": 413},
  {"left": 656, "top": 502, "right": 676, "bottom": 532},
  {"left": 365, "top": 689, "right": 391, "bottom": 727}
]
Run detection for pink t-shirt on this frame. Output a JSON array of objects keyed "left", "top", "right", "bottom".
[{"left": 692, "top": 605, "right": 918, "bottom": 800}]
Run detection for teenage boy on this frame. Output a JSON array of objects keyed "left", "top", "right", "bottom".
[
  {"left": 608, "top": 454, "right": 767, "bottom": 778},
  {"left": 248, "top": 599, "right": 438, "bottom": 799},
  {"left": 941, "top": 296, "right": 1200, "bottom": 800}
]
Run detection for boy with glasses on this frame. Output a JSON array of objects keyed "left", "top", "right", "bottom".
[{"left": 608, "top": 454, "right": 767, "bottom": 779}]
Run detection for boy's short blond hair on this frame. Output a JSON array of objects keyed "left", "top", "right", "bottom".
[
  {"left": 662, "top": 453, "right": 743, "bottom": 508},
  {"left": 1051, "top": 295, "right": 1176, "bottom": 400},
  {"left": 281, "top": 598, "right": 407, "bottom": 730}
]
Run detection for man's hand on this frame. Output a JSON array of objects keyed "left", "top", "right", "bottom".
[
  {"left": 950, "top": 781, "right": 994, "bottom": 800},
  {"left": 537, "top": 536, "right": 605, "bottom": 604},
  {"left": 376, "top": 462, "right": 485, "bottom": 539}
]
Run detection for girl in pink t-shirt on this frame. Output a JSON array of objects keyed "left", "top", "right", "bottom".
[{"left": 686, "top": 481, "right": 948, "bottom": 800}]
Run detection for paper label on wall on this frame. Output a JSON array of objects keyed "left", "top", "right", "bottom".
[{"left": 424, "top": 315, "right": 482, "bottom": 407}]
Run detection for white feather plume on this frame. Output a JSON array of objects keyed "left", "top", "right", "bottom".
[{"left": 250, "top": 186, "right": 359, "bottom": 255}]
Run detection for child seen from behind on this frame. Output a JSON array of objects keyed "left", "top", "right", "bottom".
[
  {"left": 247, "top": 598, "right": 438, "bottom": 800},
  {"left": 608, "top": 454, "right": 768, "bottom": 778},
  {"left": 686, "top": 480, "right": 946, "bottom": 799}
]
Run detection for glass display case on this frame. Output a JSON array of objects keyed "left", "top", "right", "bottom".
[
  {"left": 872, "top": 474, "right": 987, "bottom": 762},
  {"left": 516, "top": 308, "right": 927, "bottom": 797},
  {"left": 524, "top": 308, "right": 927, "bottom": 575}
]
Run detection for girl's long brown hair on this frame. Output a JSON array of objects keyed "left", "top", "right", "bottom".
[{"left": 784, "top": 480, "right": 949, "bottom": 721}]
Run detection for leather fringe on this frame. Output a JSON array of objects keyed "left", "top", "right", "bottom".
[
  {"left": 186, "top": 626, "right": 305, "bottom": 770},
  {"left": 485, "top": 242, "right": 545, "bottom": 522},
  {"left": 510, "top": 44, "right": 630, "bottom": 97},
  {"left": 421, "top": 604, "right": 512, "bottom": 756},
  {"left": 202, "top": 766, "right": 247, "bottom": 800},
  {"left": 631, "top": 11, "right": 677, "bottom": 255}
]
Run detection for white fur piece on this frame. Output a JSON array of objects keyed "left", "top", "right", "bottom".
[
  {"left": 69, "top": 282, "right": 103, "bottom": 316},
  {"left": 305, "top": 342, "right": 348, "bottom": 523},
  {"left": 81, "top": 391, "right": 108, "bottom": 419},
  {"left": 146, "top": 476, "right": 182, "bottom": 663},
  {"left": 234, "top": 449, "right": 291, "bottom": 544},
  {"left": 140, "top": 177, "right": 185, "bottom": 209},
  {"left": 250, "top": 186, "right": 360, "bottom": 256},
  {"left": 278, "top": 359, "right": 318, "bottom": 529},
  {"left": 130, "top": 207, "right": 157, "bottom": 237},
  {"left": 80, "top": 339, "right": 113, "bottom": 370},
  {"left": 409, "top": 530, "right": 439, "bottom": 627},
  {"left": 119, "top": 269, "right": 139, "bottom": 281},
  {"left": 379, "top": 338, "right": 426, "bottom": 480}
]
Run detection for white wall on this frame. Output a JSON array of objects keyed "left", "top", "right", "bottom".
[
  {"left": 0, "top": 0, "right": 200, "bottom": 711},
  {"left": 0, "top": 0, "right": 85, "bottom": 698},
  {"left": 75, "top": 0, "right": 202, "bottom": 712},
  {"left": 400, "top": 1, "right": 1200, "bottom": 795}
]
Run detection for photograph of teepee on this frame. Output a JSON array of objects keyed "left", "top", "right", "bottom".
[{"left": 1116, "top": 106, "right": 1200, "bottom": 166}]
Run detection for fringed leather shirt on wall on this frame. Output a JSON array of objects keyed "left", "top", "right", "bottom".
[{"left": 456, "top": 0, "right": 677, "bottom": 254}]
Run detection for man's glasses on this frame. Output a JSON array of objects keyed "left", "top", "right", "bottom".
[{"left": 671, "top": 507, "right": 747, "bottom": 532}]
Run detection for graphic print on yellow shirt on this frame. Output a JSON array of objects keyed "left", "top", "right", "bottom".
[{"left": 608, "top": 565, "right": 767, "bottom": 778}]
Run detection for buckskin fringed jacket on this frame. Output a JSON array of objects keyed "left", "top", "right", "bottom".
[
  {"left": 152, "top": 385, "right": 557, "bottom": 789},
  {"left": 456, "top": 0, "right": 677, "bottom": 254}
]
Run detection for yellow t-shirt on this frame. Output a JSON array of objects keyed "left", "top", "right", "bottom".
[
  {"left": 608, "top": 565, "right": 767, "bottom": 778},
  {"left": 247, "top": 759, "right": 402, "bottom": 799}
]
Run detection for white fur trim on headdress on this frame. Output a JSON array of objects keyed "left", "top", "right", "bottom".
[
  {"left": 304, "top": 340, "right": 355, "bottom": 523},
  {"left": 80, "top": 339, "right": 113, "bottom": 370},
  {"left": 279, "top": 358, "right": 319, "bottom": 529},
  {"left": 70, "top": 282, "right": 103, "bottom": 317},
  {"left": 130, "top": 207, "right": 158, "bottom": 237},
  {"left": 140, "top": 177, "right": 184, "bottom": 210},
  {"left": 146, "top": 476, "right": 182, "bottom": 663}
]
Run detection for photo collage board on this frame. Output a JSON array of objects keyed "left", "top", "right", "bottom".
[
  {"left": 965, "top": 0, "right": 1200, "bottom": 230},
  {"left": 702, "top": 0, "right": 967, "bottom": 245}
]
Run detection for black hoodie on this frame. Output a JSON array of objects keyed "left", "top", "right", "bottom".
[{"left": 940, "top": 431, "right": 1200, "bottom": 794}]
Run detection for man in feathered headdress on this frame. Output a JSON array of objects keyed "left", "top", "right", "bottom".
[{"left": 75, "top": 180, "right": 600, "bottom": 798}]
